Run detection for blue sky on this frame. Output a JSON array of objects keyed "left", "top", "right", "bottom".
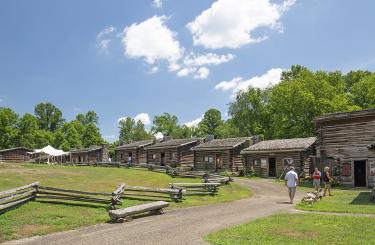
[{"left": 1, "top": 0, "right": 375, "bottom": 141}]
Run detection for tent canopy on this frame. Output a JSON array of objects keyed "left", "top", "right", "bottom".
[{"left": 30, "top": 145, "right": 69, "bottom": 157}]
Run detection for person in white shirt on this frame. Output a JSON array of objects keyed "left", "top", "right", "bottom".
[{"left": 284, "top": 166, "right": 299, "bottom": 204}]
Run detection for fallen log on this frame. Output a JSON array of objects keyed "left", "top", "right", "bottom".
[{"left": 108, "top": 201, "right": 169, "bottom": 222}]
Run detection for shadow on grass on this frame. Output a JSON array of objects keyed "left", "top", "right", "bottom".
[{"left": 349, "top": 192, "right": 373, "bottom": 205}]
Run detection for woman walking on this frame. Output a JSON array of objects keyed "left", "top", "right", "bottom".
[{"left": 323, "top": 167, "right": 334, "bottom": 196}]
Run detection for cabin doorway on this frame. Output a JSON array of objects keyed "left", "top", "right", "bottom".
[
  {"left": 215, "top": 154, "right": 222, "bottom": 172},
  {"left": 354, "top": 160, "right": 367, "bottom": 187},
  {"left": 128, "top": 153, "right": 132, "bottom": 163},
  {"left": 160, "top": 152, "right": 165, "bottom": 166},
  {"left": 269, "top": 158, "right": 276, "bottom": 177}
]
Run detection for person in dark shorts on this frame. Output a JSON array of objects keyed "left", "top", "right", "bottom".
[{"left": 323, "top": 167, "right": 333, "bottom": 196}]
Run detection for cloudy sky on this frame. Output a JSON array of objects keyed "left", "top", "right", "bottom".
[{"left": 1, "top": 0, "right": 375, "bottom": 141}]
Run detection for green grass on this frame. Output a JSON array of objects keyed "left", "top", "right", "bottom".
[
  {"left": 297, "top": 188, "right": 375, "bottom": 214},
  {"left": 205, "top": 213, "right": 375, "bottom": 245},
  {"left": 0, "top": 163, "right": 251, "bottom": 242}
]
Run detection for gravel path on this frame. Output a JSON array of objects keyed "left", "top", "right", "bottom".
[{"left": 5, "top": 178, "right": 304, "bottom": 245}]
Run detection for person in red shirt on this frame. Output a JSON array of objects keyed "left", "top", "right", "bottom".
[{"left": 312, "top": 167, "right": 321, "bottom": 192}]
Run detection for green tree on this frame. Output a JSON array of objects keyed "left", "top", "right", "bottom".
[
  {"left": 33, "top": 130, "right": 54, "bottom": 148},
  {"left": 34, "top": 102, "right": 64, "bottom": 131},
  {"left": 0, "top": 107, "right": 19, "bottom": 148},
  {"left": 197, "top": 109, "right": 223, "bottom": 137},
  {"left": 229, "top": 88, "right": 271, "bottom": 139},
  {"left": 118, "top": 117, "right": 153, "bottom": 143},
  {"left": 351, "top": 74, "right": 375, "bottom": 108},
  {"left": 119, "top": 117, "right": 135, "bottom": 143},
  {"left": 76, "top": 111, "right": 99, "bottom": 126},
  {"left": 15, "top": 113, "right": 39, "bottom": 148},
  {"left": 82, "top": 124, "right": 103, "bottom": 147},
  {"left": 216, "top": 119, "right": 240, "bottom": 139},
  {"left": 268, "top": 66, "right": 360, "bottom": 138},
  {"left": 151, "top": 113, "right": 181, "bottom": 138},
  {"left": 132, "top": 120, "right": 153, "bottom": 141}
]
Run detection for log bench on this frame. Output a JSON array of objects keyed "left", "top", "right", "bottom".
[{"left": 108, "top": 201, "right": 170, "bottom": 222}]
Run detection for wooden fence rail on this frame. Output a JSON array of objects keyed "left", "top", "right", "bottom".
[
  {"left": 37, "top": 184, "right": 124, "bottom": 210},
  {"left": 122, "top": 185, "right": 183, "bottom": 202},
  {"left": 0, "top": 182, "right": 39, "bottom": 214},
  {"left": 169, "top": 182, "right": 221, "bottom": 196}
]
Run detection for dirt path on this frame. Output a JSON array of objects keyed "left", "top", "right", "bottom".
[{"left": 5, "top": 178, "right": 304, "bottom": 245}]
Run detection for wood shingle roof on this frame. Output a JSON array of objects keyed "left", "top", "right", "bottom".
[
  {"left": 115, "top": 140, "right": 154, "bottom": 150},
  {"left": 191, "top": 137, "right": 252, "bottom": 151},
  {"left": 144, "top": 138, "right": 198, "bottom": 150},
  {"left": 241, "top": 137, "right": 316, "bottom": 153}
]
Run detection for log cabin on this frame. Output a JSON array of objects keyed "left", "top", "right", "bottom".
[
  {"left": 191, "top": 137, "right": 253, "bottom": 173},
  {"left": 241, "top": 137, "right": 316, "bottom": 178},
  {"left": 70, "top": 144, "right": 109, "bottom": 163},
  {"left": 314, "top": 108, "right": 375, "bottom": 187},
  {"left": 0, "top": 147, "right": 32, "bottom": 162},
  {"left": 115, "top": 140, "right": 154, "bottom": 164},
  {"left": 144, "top": 138, "right": 199, "bottom": 168}
]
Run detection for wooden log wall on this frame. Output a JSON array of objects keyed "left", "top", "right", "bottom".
[
  {"left": 194, "top": 150, "right": 231, "bottom": 172},
  {"left": 0, "top": 149, "right": 30, "bottom": 162},
  {"left": 316, "top": 116, "right": 375, "bottom": 187},
  {"left": 244, "top": 151, "right": 304, "bottom": 178}
]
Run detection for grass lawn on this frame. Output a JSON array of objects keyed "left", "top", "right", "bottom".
[
  {"left": 205, "top": 213, "right": 375, "bottom": 245},
  {"left": 0, "top": 163, "right": 251, "bottom": 242},
  {"left": 297, "top": 188, "right": 375, "bottom": 214}
]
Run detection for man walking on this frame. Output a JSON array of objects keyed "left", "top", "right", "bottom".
[{"left": 285, "top": 166, "right": 299, "bottom": 204}]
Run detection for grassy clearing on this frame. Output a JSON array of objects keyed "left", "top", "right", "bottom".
[
  {"left": 205, "top": 213, "right": 375, "bottom": 245},
  {"left": 0, "top": 163, "right": 251, "bottom": 242},
  {"left": 297, "top": 188, "right": 375, "bottom": 214},
  {"left": 272, "top": 179, "right": 375, "bottom": 214}
]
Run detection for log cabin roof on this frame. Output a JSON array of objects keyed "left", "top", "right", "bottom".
[
  {"left": 0, "top": 147, "right": 33, "bottom": 153},
  {"left": 191, "top": 137, "right": 252, "bottom": 151},
  {"left": 314, "top": 108, "right": 375, "bottom": 124},
  {"left": 241, "top": 137, "right": 316, "bottom": 154},
  {"left": 144, "top": 138, "right": 198, "bottom": 150},
  {"left": 115, "top": 140, "right": 154, "bottom": 150},
  {"left": 70, "top": 145, "right": 104, "bottom": 154}
]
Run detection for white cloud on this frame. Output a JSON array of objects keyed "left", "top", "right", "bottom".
[
  {"left": 73, "top": 107, "right": 81, "bottom": 112},
  {"left": 177, "top": 68, "right": 191, "bottom": 77},
  {"left": 96, "top": 26, "right": 117, "bottom": 53},
  {"left": 183, "top": 52, "right": 234, "bottom": 67},
  {"left": 117, "top": 113, "right": 151, "bottom": 125},
  {"left": 122, "top": 15, "right": 183, "bottom": 70},
  {"left": 0, "top": 98, "right": 3, "bottom": 103},
  {"left": 187, "top": 0, "right": 295, "bottom": 49},
  {"left": 154, "top": 132, "right": 164, "bottom": 139},
  {"left": 104, "top": 135, "right": 116, "bottom": 142},
  {"left": 152, "top": 0, "right": 163, "bottom": 8},
  {"left": 184, "top": 116, "right": 203, "bottom": 128},
  {"left": 215, "top": 68, "right": 283, "bottom": 98},
  {"left": 134, "top": 113, "right": 151, "bottom": 125},
  {"left": 194, "top": 67, "right": 210, "bottom": 80},
  {"left": 175, "top": 52, "right": 233, "bottom": 79},
  {"left": 149, "top": 66, "right": 159, "bottom": 74}
]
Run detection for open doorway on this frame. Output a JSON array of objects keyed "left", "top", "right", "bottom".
[
  {"left": 215, "top": 154, "right": 222, "bottom": 172},
  {"left": 269, "top": 158, "right": 276, "bottom": 177},
  {"left": 354, "top": 160, "right": 366, "bottom": 187},
  {"left": 128, "top": 152, "right": 132, "bottom": 163},
  {"left": 160, "top": 152, "right": 165, "bottom": 166}
]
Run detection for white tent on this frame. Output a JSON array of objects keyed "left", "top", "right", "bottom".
[
  {"left": 29, "top": 145, "right": 69, "bottom": 164},
  {"left": 33, "top": 145, "right": 68, "bottom": 157}
]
